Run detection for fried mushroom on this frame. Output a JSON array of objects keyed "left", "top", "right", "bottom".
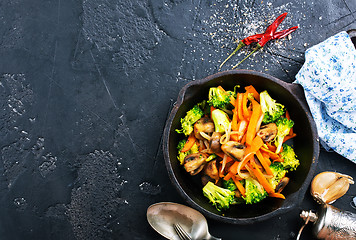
[
  {"left": 209, "top": 132, "right": 222, "bottom": 153},
  {"left": 194, "top": 117, "right": 215, "bottom": 140},
  {"left": 184, "top": 153, "right": 208, "bottom": 175},
  {"left": 257, "top": 123, "right": 277, "bottom": 142},
  {"left": 221, "top": 141, "right": 246, "bottom": 161}
]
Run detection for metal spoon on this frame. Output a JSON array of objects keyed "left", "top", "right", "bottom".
[{"left": 147, "top": 202, "right": 221, "bottom": 240}]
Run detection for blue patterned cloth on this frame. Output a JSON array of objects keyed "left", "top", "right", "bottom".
[{"left": 294, "top": 31, "right": 356, "bottom": 163}]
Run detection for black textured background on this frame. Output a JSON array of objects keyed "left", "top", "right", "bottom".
[{"left": 0, "top": 0, "right": 356, "bottom": 239}]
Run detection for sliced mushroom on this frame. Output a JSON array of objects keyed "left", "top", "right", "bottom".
[
  {"left": 257, "top": 123, "right": 277, "bottom": 142},
  {"left": 184, "top": 153, "right": 208, "bottom": 175},
  {"left": 203, "top": 160, "right": 219, "bottom": 181},
  {"left": 194, "top": 117, "right": 215, "bottom": 140},
  {"left": 275, "top": 177, "right": 290, "bottom": 193},
  {"left": 209, "top": 132, "right": 222, "bottom": 153},
  {"left": 221, "top": 141, "right": 246, "bottom": 161}
]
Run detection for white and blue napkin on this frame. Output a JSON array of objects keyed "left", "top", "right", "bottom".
[{"left": 294, "top": 31, "right": 356, "bottom": 163}]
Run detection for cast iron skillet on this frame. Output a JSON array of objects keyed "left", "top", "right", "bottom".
[{"left": 163, "top": 69, "right": 320, "bottom": 224}]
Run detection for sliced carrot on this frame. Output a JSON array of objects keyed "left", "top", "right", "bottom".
[
  {"left": 231, "top": 108, "right": 239, "bottom": 132},
  {"left": 251, "top": 136, "right": 264, "bottom": 153},
  {"left": 237, "top": 93, "right": 244, "bottom": 121},
  {"left": 246, "top": 99, "right": 262, "bottom": 146},
  {"left": 229, "top": 161, "right": 239, "bottom": 175},
  {"left": 269, "top": 192, "right": 285, "bottom": 199},
  {"left": 245, "top": 85, "right": 260, "bottom": 102},
  {"left": 260, "top": 147, "right": 281, "bottom": 160},
  {"left": 283, "top": 133, "right": 297, "bottom": 143},
  {"left": 262, "top": 152, "right": 271, "bottom": 165},
  {"left": 181, "top": 133, "right": 196, "bottom": 152},
  {"left": 210, "top": 106, "right": 216, "bottom": 119},
  {"left": 242, "top": 92, "right": 252, "bottom": 120},
  {"left": 266, "top": 142, "right": 277, "bottom": 152},
  {"left": 223, "top": 172, "right": 234, "bottom": 181},
  {"left": 229, "top": 152, "right": 253, "bottom": 176},
  {"left": 240, "top": 134, "right": 247, "bottom": 145},
  {"left": 232, "top": 175, "right": 246, "bottom": 197},
  {"left": 256, "top": 150, "right": 273, "bottom": 175},
  {"left": 249, "top": 161, "right": 274, "bottom": 194}
]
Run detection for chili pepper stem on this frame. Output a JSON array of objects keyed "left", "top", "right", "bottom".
[
  {"left": 219, "top": 41, "right": 245, "bottom": 69},
  {"left": 232, "top": 45, "right": 261, "bottom": 69}
]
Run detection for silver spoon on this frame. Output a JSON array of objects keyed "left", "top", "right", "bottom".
[{"left": 147, "top": 202, "right": 221, "bottom": 240}]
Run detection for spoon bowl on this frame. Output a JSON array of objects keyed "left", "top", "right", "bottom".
[{"left": 147, "top": 202, "right": 221, "bottom": 240}]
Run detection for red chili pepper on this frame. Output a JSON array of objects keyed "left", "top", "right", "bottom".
[
  {"left": 257, "top": 12, "right": 288, "bottom": 48},
  {"left": 241, "top": 33, "right": 264, "bottom": 45},
  {"left": 273, "top": 26, "right": 298, "bottom": 39},
  {"left": 220, "top": 13, "right": 298, "bottom": 70},
  {"left": 232, "top": 13, "right": 295, "bottom": 69}
]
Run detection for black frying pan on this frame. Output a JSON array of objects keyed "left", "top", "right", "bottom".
[
  {"left": 163, "top": 70, "right": 319, "bottom": 224},
  {"left": 163, "top": 30, "right": 356, "bottom": 224}
]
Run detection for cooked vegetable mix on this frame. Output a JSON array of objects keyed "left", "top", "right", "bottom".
[{"left": 176, "top": 84, "right": 299, "bottom": 211}]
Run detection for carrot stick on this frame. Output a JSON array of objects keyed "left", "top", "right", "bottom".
[
  {"left": 232, "top": 175, "right": 246, "bottom": 197},
  {"left": 210, "top": 106, "right": 216, "bottom": 119},
  {"left": 246, "top": 99, "right": 262, "bottom": 146},
  {"left": 246, "top": 136, "right": 264, "bottom": 155},
  {"left": 249, "top": 161, "right": 274, "bottom": 194},
  {"left": 269, "top": 192, "right": 285, "bottom": 199},
  {"left": 240, "top": 134, "right": 247, "bottom": 145},
  {"left": 260, "top": 147, "right": 281, "bottom": 160},
  {"left": 229, "top": 161, "right": 239, "bottom": 175},
  {"left": 223, "top": 172, "right": 234, "bottom": 181},
  {"left": 245, "top": 85, "right": 260, "bottom": 102},
  {"left": 262, "top": 152, "right": 271, "bottom": 165},
  {"left": 237, "top": 93, "right": 244, "bottom": 121},
  {"left": 242, "top": 92, "right": 251, "bottom": 120},
  {"left": 181, "top": 133, "right": 196, "bottom": 152},
  {"left": 256, "top": 150, "right": 273, "bottom": 175},
  {"left": 283, "top": 133, "right": 297, "bottom": 143},
  {"left": 231, "top": 107, "right": 239, "bottom": 132},
  {"left": 266, "top": 142, "right": 277, "bottom": 152}
]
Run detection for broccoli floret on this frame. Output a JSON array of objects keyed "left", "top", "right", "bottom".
[
  {"left": 223, "top": 179, "right": 237, "bottom": 191},
  {"left": 268, "top": 162, "right": 288, "bottom": 190},
  {"left": 177, "top": 139, "right": 199, "bottom": 164},
  {"left": 274, "top": 118, "right": 294, "bottom": 154},
  {"left": 211, "top": 109, "right": 230, "bottom": 133},
  {"left": 243, "top": 178, "right": 268, "bottom": 204},
  {"left": 203, "top": 181, "right": 235, "bottom": 211},
  {"left": 280, "top": 144, "right": 300, "bottom": 171},
  {"left": 176, "top": 104, "right": 204, "bottom": 136},
  {"left": 196, "top": 100, "right": 210, "bottom": 116},
  {"left": 260, "top": 90, "right": 285, "bottom": 124},
  {"left": 208, "top": 87, "right": 233, "bottom": 109}
]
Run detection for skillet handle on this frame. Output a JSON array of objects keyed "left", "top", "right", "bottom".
[{"left": 284, "top": 82, "right": 311, "bottom": 113}]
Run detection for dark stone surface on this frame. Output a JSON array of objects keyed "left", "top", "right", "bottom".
[{"left": 0, "top": 0, "right": 355, "bottom": 239}]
